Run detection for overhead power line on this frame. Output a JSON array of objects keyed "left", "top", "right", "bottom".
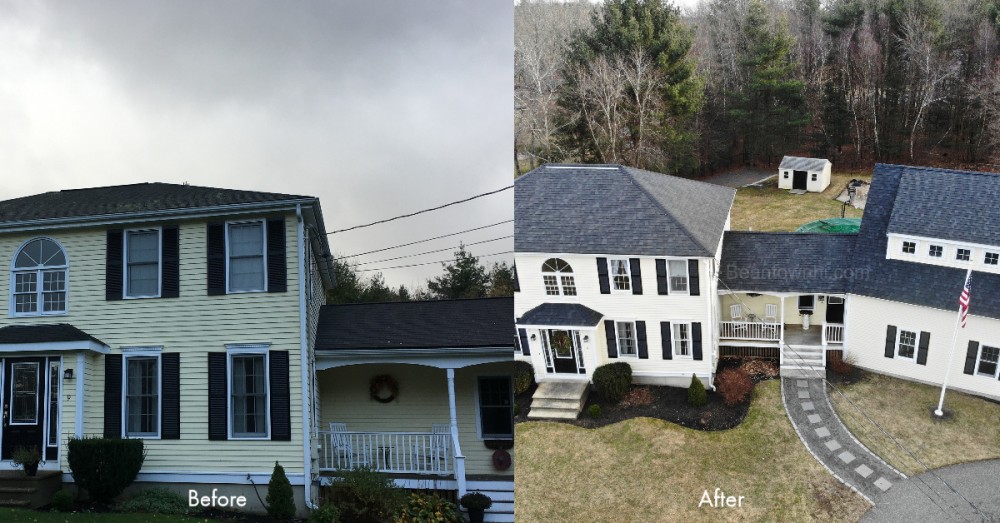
[
  {"left": 355, "top": 235, "right": 512, "bottom": 266},
  {"left": 328, "top": 186, "right": 512, "bottom": 235},
  {"left": 336, "top": 219, "right": 513, "bottom": 259},
  {"left": 357, "top": 250, "right": 513, "bottom": 273}
]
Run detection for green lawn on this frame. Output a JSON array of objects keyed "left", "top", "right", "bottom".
[
  {"left": 515, "top": 381, "right": 869, "bottom": 522},
  {"left": 730, "top": 172, "right": 868, "bottom": 232},
  {"left": 0, "top": 508, "right": 218, "bottom": 522},
  {"left": 830, "top": 373, "right": 1000, "bottom": 476}
]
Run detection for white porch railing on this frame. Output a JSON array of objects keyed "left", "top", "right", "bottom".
[
  {"left": 720, "top": 321, "right": 781, "bottom": 342},
  {"left": 823, "top": 323, "right": 845, "bottom": 345},
  {"left": 317, "top": 431, "right": 452, "bottom": 475}
]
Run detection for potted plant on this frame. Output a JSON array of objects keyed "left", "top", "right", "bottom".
[
  {"left": 12, "top": 445, "right": 40, "bottom": 477},
  {"left": 460, "top": 492, "right": 492, "bottom": 523}
]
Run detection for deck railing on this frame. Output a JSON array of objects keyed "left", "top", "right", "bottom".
[
  {"left": 720, "top": 321, "right": 781, "bottom": 342},
  {"left": 823, "top": 323, "right": 845, "bottom": 345},
  {"left": 318, "top": 431, "right": 452, "bottom": 475}
]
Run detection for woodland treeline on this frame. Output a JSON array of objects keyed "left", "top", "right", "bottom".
[{"left": 515, "top": 0, "right": 1000, "bottom": 177}]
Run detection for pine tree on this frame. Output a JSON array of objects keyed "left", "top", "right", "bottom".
[{"left": 266, "top": 461, "right": 295, "bottom": 520}]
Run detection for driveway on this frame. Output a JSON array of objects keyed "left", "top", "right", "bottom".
[{"left": 862, "top": 459, "right": 1000, "bottom": 522}]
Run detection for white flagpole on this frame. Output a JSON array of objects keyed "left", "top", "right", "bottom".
[{"left": 935, "top": 267, "right": 972, "bottom": 417}]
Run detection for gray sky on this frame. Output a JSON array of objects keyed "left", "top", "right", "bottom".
[{"left": 0, "top": 1, "right": 513, "bottom": 289}]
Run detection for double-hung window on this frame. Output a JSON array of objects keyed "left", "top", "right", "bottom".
[
  {"left": 11, "top": 238, "right": 67, "bottom": 315},
  {"left": 976, "top": 345, "right": 1000, "bottom": 379},
  {"left": 123, "top": 350, "right": 161, "bottom": 437},
  {"left": 609, "top": 258, "right": 630, "bottom": 292},
  {"left": 896, "top": 329, "right": 918, "bottom": 360},
  {"left": 228, "top": 222, "right": 266, "bottom": 293},
  {"left": 615, "top": 321, "right": 637, "bottom": 357},
  {"left": 229, "top": 347, "right": 269, "bottom": 439},
  {"left": 477, "top": 377, "right": 513, "bottom": 439},
  {"left": 125, "top": 229, "right": 161, "bottom": 298},
  {"left": 673, "top": 323, "right": 691, "bottom": 357},
  {"left": 668, "top": 260, "right": 689, "bottom": 293}
]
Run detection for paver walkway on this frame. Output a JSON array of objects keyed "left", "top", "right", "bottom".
[
  {"left": 781, "top": 377, "right": 905, "bottom": 502},
  {"left": 862, "top": 459, "right": 1000, "bottom": 522}
]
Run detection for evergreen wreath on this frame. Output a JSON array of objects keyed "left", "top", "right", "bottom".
[{"left": 369, "top": 374, "right": 399, "bottom": 403}]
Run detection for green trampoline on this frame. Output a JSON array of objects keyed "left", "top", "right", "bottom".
[{"left": 795, "top": 218, "right": 861, "bottom": 233}]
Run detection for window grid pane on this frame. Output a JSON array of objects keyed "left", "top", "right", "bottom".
[
  {"left": 902, "top": 242, "right": 916, "bottom": 254},
  {"left": 986, "top": 252, "right": 998, "bottom": 265},
  {"left": 478, "top": 377, "right": 513, "bottom": 438},
  {"left": 898, "top": 330, "right": 917, "bottom": 359},
  {"left": 560, "top": 276, "right": 577, "bottom": 295},
  {"left": 616, "top": 322, "right": 636, "bottom": 356},
  {"left": 126, "top": 357, "right": 159, "bottom": 436},
  {"left": 11, "top": 363, "right": 38, "bottom": 424},
  {"left": 229, "top": 224, "right": 265, "bottom": 292},
  {"left": 957, "top": 249, "right": 971, "bottom": 261},
  {"left": 978, "top": 346, "right": 999, "bottom": 377},
  {"left": 674, "top": 324, "right": 690, "bottom": 356},
  {"left": 610, "top": 259, "right": 630, "bottom": 291},
  {"left": 929, "top": 245, "right": 943, "bottom": 257},
  {"left": 542, "top": 275, "right": 559, "bottom": 295},
  {"left": 231, "top": 354, "right": 267, "bottom": 437},
  {"left": 668, "top": 260, "right": 688, "bottom": 292},
  {"left": 127, "top": 231, "right": 159, "bottom": 297}
]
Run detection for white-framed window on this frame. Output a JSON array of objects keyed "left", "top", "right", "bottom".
[
  {"left": 124, "top": 228, "right": 161, "bottom": 298},
  {"left": 668, "top": 259, "right": 689, "bottom": 293},
  {"left": 615, "top": 321, "right": 637, "bottom": 357},
  {"left": 976, "top": 345, "right": 1000, "bottom": 379},
  {"left": 227, "top": 345, "right": 270, "bottom": 439},
  {"left": 11, "top": 238, "right": 68, "bottom": 316},
  {"left": 956, "top": 248, "right": 971, "bottom": 262},
  {"left": 227, "top": 221, "right": 267, "bottom": 293},
  {"left": 896, "top": 329, "right": 918, "bottom": 360},
  {"left": 985, "top": 252, "right": 999, "bottom": 265},
  {"left": 541, "top": 258, "right": 576, "bottom": 296},
  {"left": 477, "top": 376, "right": 513, "bottom": 439},
  {"left": 673, "top": 322, "right": 691, "bottom": 358},
  {"left": 47, "top": 360, "right": 60, "bottom": 448},
  {"left": 928, "top": 245, "right": 943, "bottom": 258},
  {"left": 798, "top": 295, "right": 815, "bottom": 311},
  {"left": 609, "top": 258, "right": 631, "bottom": 292},
  {"left": 123, "top": 348, "right": 161, "bottom": 438},
  {"left": 10, "top": 362, "right": 39, "bottom": 425},
  {"left": 902, "top": 241, "right": 916, "bottom": 254}
]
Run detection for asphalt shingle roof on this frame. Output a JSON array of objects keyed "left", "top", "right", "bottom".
[
  {"left": 0, "top": 182, "right": 313, "bottom": 225},
  {"left": 719, "top": 232, "right": 857, "bottom": 294},
  {"left": 779, "top": 156, "right": 830, "bottom": 172},
  {"left": 316, "top": 297, "right": 512, "bottom": 351},
  {"left": 851, "top": 164, "right": 1000, "bottom": 319},
  {"left": 887, "top": 167, "right": 1000, "bottom": 246},
  {"left": 0, "top": 324, "right": 106, "bottom": 346},
  {"left": 515, "top": 164, "right": 735, "bottom": 257},
  {"left": 517, "top": 303, "right": 604, "bottom": 327}
]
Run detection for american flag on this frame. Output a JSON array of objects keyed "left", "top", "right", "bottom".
[{"left": 959, "top": 272, "right": 972, "bottom": 328}]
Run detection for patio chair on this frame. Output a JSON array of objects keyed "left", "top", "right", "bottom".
[
  {"left": 764, "top": 304, "right": 778, "bottom": 323},
  {"left": 428, "top": 423, "right": 451, "bottom": 473},
  {"left": 328, "top": 422, "right": 356, "bottom": 468},
  {"left": 730, "top": 304, "right": 744, "bottom": 321}
]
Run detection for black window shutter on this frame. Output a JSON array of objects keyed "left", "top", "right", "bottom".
[
  {"left": 964, "top": 341, "right": 979, "bottom": 375},
  {"left": 513, "top": 264, "right": 519, "bottom": 293},
  {"left": 884, "top": 325, "right": 897, "bottom": 358},
  {"left": 206, "top": 223, "right": 226, "bottom": 296},
  {"left": 161, "top": 352, "right": 180, "bottom": 439},
  {"left": 597, "top": 258, "right": 610, "bottom": 294},
  {"left": 688, "top": 259, "right": 700, "bottom": 296},
  {"left": 660, "top": 322, "right": 672, "bottom": 359},
  {"left": 207, "top": 352, "right": 228, "bottom": 440},
  {"left": 636, "top": 321, "right": 648, "bottom": 359},
  {"left": 604, "top": 320, "right": 617, "bottom": 358},
  {"left": 692, "top": 322, "right": 703, "bottom": 360},
  {"left": 655, "top": 259, "right": 668, "bottom": 295},
  {"left": 267, "top": 218, "right": 287, "bottom": 293},
  {"left": 161, "top": 226, "right": 180, "bottom": 298},
  {"left": 517, "top": 328, "right": 531, "bottom": 356},
  {"left": 104, "top": 354, "right": 122, "bottom": 438},
  {"left": 106, "top": 230, "right": 123, "bottom": 301},
  {"left": 269, "top": 350, "right": 291, "bottom": 441},
  {"left": 629, "top": 258, "right": 643, "bottom": 295},
  {"left": 916, "top": 332, "right": 930, "bottom": 365}
]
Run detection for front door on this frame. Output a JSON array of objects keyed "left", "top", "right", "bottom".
[
  {"left": 548, "top": 330, "right": 579, "bottom": 374},
  {"left": 826, "top": 297, "right": 845, "bottom": 323},
  {"left": 2, "top": 358, "right": 46, "bottom": 460},
  {"left": 793, "top": 170, "right": 808, "bottom": 190}
]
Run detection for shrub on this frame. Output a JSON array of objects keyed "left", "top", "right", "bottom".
[
  {"left": 459, "top": 492, "right": 492, "bottom": 511},
  {"left": 688, "top": 374, "right": 707, "bottom": 407},
  {"left": 117, "top": 488, "right": 190, "bottom": 515},
  {"left": 716, "top": 368, "right": 754, "bottom": 406},
  {"left": 587, "top": 404, "right": 602, "bottom": 418},
  {"left": 267, "top": 461, "right": 296, "bottom": 520},
  {"left": 394, "top": 492, "right": 462, "bottom": 523},
  {"left": 67, "top": 437, "right": 145, "bottom": 503},
  {"left": 329, "top": 466, "right": 406, "bottom": 523},
  {"left": 309, "top": 502, "right": 341, "bottom": 523},
  {"left": 513, "top": 361, "right": 535, "bottom": 395},
  {"left": 592, "top": 362, "right": 632, "bottom": 404},
  {"left": 830, "top": 351, "right": 856, "bottom": 376},
  {"left": 51, "top": 489, "right": 75, "bottom": 512}
]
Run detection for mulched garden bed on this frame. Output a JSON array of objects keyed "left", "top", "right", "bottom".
[{"left": 52, "top": 501, "right": 289, "bottom": 522}]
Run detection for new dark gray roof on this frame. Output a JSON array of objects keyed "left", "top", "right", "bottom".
[
  {"left": 851, "top": 164, "right": 1000, "bottom": 319},
  {"left": 779, "top": 156, "right": 830, "bottom": 172},
  {"left": 0, "top": 324, "right": 107, "bottom": 346},
  {"left": 886, "top": 167, "right": 1000, "bottom": 246},
  {"left": 316, "top": 298, "right": 512, "bottom": 351},
  {"left": 517, "top": 303, "right": 604, "bottom": 327},
  {"left": 515, "top": 164, "right": 735, "bottom": 257},
  {"left": 720, "top": 232, "right": 857, "bottom": 294},
  {"left": 0, "top": 182, "right": 313, "bottom": 225}
]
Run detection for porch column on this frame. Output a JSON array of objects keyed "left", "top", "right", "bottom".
[
  {"left": 779, "top": 298, "right": 785, "bottom": 345},
  {"left": 75, "top": 352, "right": 85, "bottom": 437},
  {"left": 446, "top": 368, "right": 467, "bottom": 497}
]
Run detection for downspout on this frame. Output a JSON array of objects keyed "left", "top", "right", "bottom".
[{"left": 296, "top": 205, "right": 316, "bottom": 509}]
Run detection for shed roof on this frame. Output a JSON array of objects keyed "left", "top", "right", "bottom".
[
  {"left": 779, "top": 156, "right": 831, "bottom": 172},
  {"left": 719, "top": 232, "right": 857, "bottom": 294}
]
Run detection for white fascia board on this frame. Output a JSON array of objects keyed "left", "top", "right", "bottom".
[{"left": 0, "top": 340, "right": 109, "bottom": 354}]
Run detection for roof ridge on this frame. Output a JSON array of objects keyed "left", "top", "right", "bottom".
[
  {"left": 323, "top": 296, "right": 513, "bottom": 307},
  {"left": 876, "top": 163, "right": 1000, "bottom": 177}
]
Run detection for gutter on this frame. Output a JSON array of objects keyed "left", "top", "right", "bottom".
[{"left": 296, "top": 204, "right": 316, "bottom": 510}]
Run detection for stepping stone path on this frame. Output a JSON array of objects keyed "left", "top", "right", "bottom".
[{"left": 782, "top": 378, "right": 906, "bottom": 502}]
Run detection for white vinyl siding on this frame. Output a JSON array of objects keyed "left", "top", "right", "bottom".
[
  {"left": 125, "top": 229, "right": 161, "bottom": 298},
  {"left": 227, "top": 221, "right": 266, "bottom": 293}
]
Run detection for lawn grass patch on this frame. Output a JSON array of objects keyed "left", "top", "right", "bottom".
[
  {"left": 515, "top": 381, "right": 869, "bottom": 522},
  {"left": 830, "top": 373, "right": 1000, "bottom": 475},
  {"left": 0, "top": 508, "right": 216, "bottom": 522},
  {"left": 730, "top": 172, "right": 868, "bottom": 232}
]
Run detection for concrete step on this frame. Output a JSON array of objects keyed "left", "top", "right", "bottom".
[
  {"left": 0, "top": 487, "right": 36, "bottom": 494},
  {"left": 530, "top": 397, "right": 583, "bottom": 410},
  {"left": 0, "top": 499, "right": 31, "bottom": 508},
  {"left": 781, "top": 367, "right": 823, "bottom": 378},
  {"left": 527, "top": 407, "right": 579, "bottom": 420},
  {"left": 533, "top": 380, "right": 588, "bottom": 400}
]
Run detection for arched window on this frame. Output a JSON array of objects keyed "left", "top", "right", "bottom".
[
  {"left": 12, "top": 238, "right": 68, "bottom": 315},
  {"left": 541, "top": 258, "right": 576, "bottom": 296}
]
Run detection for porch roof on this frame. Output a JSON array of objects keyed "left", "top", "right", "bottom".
[
  {"left": 517, "top": 302, "right": 603, "bottom": 328},
  {"left": 720, "top": 232, "right": 857, "bottom": 294},
  {"left": 0, "top": 323, "right": 109, "bottom": 353}
]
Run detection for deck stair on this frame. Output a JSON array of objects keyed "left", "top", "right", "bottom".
[
  {"left": 527, "top": 380, "right": 588, "bottom": 420},
  {"left": 467, "top": 478, "right": 514, "bottom": 523},
  {"left": 781, "top": 344, "right": 825, "bottom": 379}
]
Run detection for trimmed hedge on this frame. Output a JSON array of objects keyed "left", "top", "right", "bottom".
[
  {"left": 513, "top": 360, "right": 535, "bottom": 395},
  {"left": 592, "top": 362, "right": 632, "bottom": 404},
  {"left": 688, "top": 374, "right": 707, "bottom": 407},
  {"left": 67, "top": 437, "right": 145, "bottom": 503}
]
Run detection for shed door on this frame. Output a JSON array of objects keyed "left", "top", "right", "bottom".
[{"left": 793, "top": 171, "right": 808, "bottom": 190}]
